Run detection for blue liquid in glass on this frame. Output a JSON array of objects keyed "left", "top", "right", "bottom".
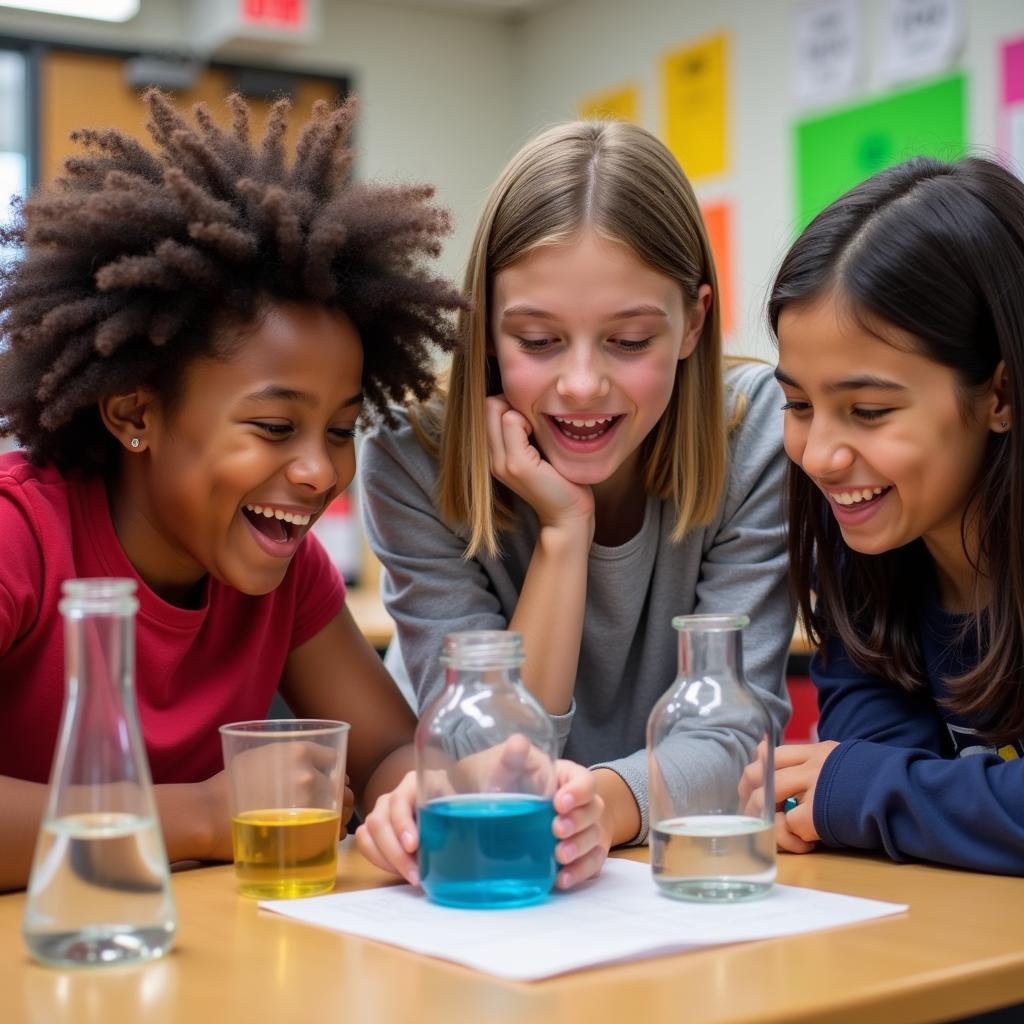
[{"left": 419, "top": 794, "right": 557, "bottom": 909}]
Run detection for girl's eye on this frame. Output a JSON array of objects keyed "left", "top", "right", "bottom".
[
  {"left": 780, "top": 400, "right": 811, "bottom": 414},
  {"left": 514, "top": 336, "right": 556, "bottom": 352},
  {"left": 252, "top": 421, "right": 292, "bottom": 437},
  {"left": 853, "top": 408, "right": 892, "bottom": 421},
  {"left": 329, "top": 426, "right": 358, "bottom": 442},
  {"left": 612, "top": 337, "right": 654, "bottom": 353}
]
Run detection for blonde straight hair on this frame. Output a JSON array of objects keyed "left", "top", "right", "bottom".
[{"left": 416, "top": 120, "right": 732, "bottom": 559}]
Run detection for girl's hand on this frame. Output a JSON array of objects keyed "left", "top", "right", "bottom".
[
  {"left": 739, "top": 740, "right": 839, "bottom": 854},
  {"left": 355, "top": 769, "right": 420, "bottom": 885},
  {"left": 773, "top": 741, "right": 840, "bottom": 850},
  {"left": 552, "top": 761, "right": 609, "bottom": 890},
  {"left": 486, "top": 394, "right": 594, "bottom": 533}
]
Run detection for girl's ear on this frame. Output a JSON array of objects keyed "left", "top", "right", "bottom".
[
  {"left": 986, "top": 360, "right": 1012, "bottom": 435},
  {"left": 680, "top": 284, "right": 713, "bottom": 360},
  {"left": 99, "top": 388, "right": 158, "bottom": 454}
]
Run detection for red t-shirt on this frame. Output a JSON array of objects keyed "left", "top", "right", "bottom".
[{"left": 0, "top": 451, "right": 346, "bottom": 785}]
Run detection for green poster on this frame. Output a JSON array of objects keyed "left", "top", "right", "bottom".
[{"left": 795, "top": 74, "right": 966, "bottom": 230}]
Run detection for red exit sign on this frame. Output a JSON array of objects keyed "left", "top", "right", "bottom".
[{"left": 243, "top": 0, "right": 306, "bottom": 30}]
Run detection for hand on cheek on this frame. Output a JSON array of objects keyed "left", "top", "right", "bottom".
[{"left": 485, "top": 394, "right": 594, "bottom": 531}]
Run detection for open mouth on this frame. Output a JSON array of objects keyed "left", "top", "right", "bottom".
[
  {"left": 549, "top": 414, "right": 622, "bottom": 442},
  {"left": 242, "top": 504, "right": 312, "bottom": 545},
  {"left": 829, "top": 485, "right": 893, "bottom": 509}
]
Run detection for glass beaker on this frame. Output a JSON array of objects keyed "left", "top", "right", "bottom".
[
  {"left": 23, "top": 579, "right": 176, "bottom": 966},
  {"left": 219, "top": 719, "right": 349, "bottom": 899},
  {"left": 647, "top": 614, "right": 776, "bottom": 902},
  {"left": 416, "top": 631, "right": 558, "bottom": 909}
]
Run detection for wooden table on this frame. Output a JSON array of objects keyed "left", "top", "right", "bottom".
[{"left": 2, "top": 844, "right": 1022, "bottom": 1024}]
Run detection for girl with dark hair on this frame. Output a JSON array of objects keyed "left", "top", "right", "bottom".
[
  {"left": 762, "top": 155, "right": 1024, "bottom": 873},
  {"left": 0, "top": 90, "right": 605, "bottom": 891}
]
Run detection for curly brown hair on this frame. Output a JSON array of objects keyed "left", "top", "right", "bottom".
[{"left": 0, "top": 89, "right": 464, "bottom": 474}]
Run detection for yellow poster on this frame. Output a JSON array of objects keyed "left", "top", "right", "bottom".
[
  {"left": 661, "top": 32, "right": 729, "bottom": 181},
  {"left": 578, "top": 83, "right": 639, "bottom": 123}
]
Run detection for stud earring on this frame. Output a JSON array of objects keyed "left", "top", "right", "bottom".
[
  {"left": 130, "top": 437, "right": 140, "bottom": 449},
  {"left": 1001, "top": 421, "right": 1010, "bottom": 431}
]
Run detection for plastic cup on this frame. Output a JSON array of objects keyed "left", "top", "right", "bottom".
[{"left": 219, "top": 720, "right": 349, "bottom": 899}]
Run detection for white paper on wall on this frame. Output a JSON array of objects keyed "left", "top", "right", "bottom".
[
  {"left": 882, "top": 0, "right": 965, "bottom": 84},
  {"left": 793, "top": 0, "right": 864, "bottom": 111}
]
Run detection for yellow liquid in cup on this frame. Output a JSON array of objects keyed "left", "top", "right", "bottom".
[{"left": 230, "top": 808, "right": 340, "bottom": 899}]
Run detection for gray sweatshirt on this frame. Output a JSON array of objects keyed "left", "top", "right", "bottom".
[{"left": 359, "top": 360, "right": 793, "bottom": 843}]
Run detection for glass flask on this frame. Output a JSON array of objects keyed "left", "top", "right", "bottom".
[
  {"left": 647, "top": 614, "right": 776, "bottom": 902},
  {"left": 415, "top": 631, "right": 558, "bottom": 909},
  {"left": 23, "top": 579, "right": 177, "bottom": 966}
]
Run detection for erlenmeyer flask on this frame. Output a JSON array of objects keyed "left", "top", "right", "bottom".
[{"left": 23, "top": 578, "right": 176, "bottom": 966}]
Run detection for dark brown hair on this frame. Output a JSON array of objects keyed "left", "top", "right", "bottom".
[
  {"left": 769, "top": 155, "right": 1024, "bottom": 744},
  {"left": 0, "top": 89, "right": 464, "bottom": 474}
]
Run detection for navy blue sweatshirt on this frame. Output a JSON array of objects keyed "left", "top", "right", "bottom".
[{"left": 811, "top": 585, "right": 1024, "bottom": 875}]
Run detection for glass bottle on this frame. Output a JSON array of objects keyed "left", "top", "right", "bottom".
[
  {"left": 23, "top": 579, "right": 176, "bottom": 966},
  {"left": 647, "top": 614, "right": 776, "bottom": 902},
  {"left": 415, "top": 630, "right": 558, "bottom": 909}
]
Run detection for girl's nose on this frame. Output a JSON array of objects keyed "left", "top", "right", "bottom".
[
  {"left": 555, "top": 347, "right": 609, "bottom": 403},
  {"left": 798, "top": 419, "right": 855, "bottom": 479},
  {"left": 286, "top": 440, "right": 339, "bottom": 493}
]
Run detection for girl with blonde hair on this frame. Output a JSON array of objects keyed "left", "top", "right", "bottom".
[{"left": 356, "top": 121, "right": 793, "bottom": 882}]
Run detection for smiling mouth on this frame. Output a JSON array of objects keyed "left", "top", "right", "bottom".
[
  {"left": 549, "top": 414, "right": 622, "bottom": 441},
  {"left": 242, "top": 503, "right": 313, "bottom": 544},
  {"left": 827, "top": 485, "right": 893, "bottom": 508}
]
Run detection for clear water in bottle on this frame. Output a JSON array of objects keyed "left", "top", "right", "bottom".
[
  {"left": 23, "top": 812, "right": 176, "bottom": 965},
  {"left": 651, "top": 814, "right": 775, "bottom": 901},
  {"left": 647, "top": 613, "right": 777, "bottom": 902}
]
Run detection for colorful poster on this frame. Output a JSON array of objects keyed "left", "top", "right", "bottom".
[
  {"left": 794, "top": 73, "right": 965, "bottom": 229},
  {"left": 578, "top": 83, "right": 639, "bottom": 123},
  {"left": 701, "top": 202, "right": 734, "bottom": 339},
  {"left": 661, "top": 32, "right": 729, "bottom": 181},
  {"left": 1000, "top": 38, "right": 1024, "bottom": 181}
]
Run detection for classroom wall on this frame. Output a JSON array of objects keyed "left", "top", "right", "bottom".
[
  {"left": 513, "top": 0, "right": 1024, "bottom": 358},
  {"left": 0, "top": 0, "right": 519, "bottom": 286}
]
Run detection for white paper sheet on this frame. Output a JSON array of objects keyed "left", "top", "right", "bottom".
[{"left": 260, "top": 859, "right": 907, "bottom": 981}]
